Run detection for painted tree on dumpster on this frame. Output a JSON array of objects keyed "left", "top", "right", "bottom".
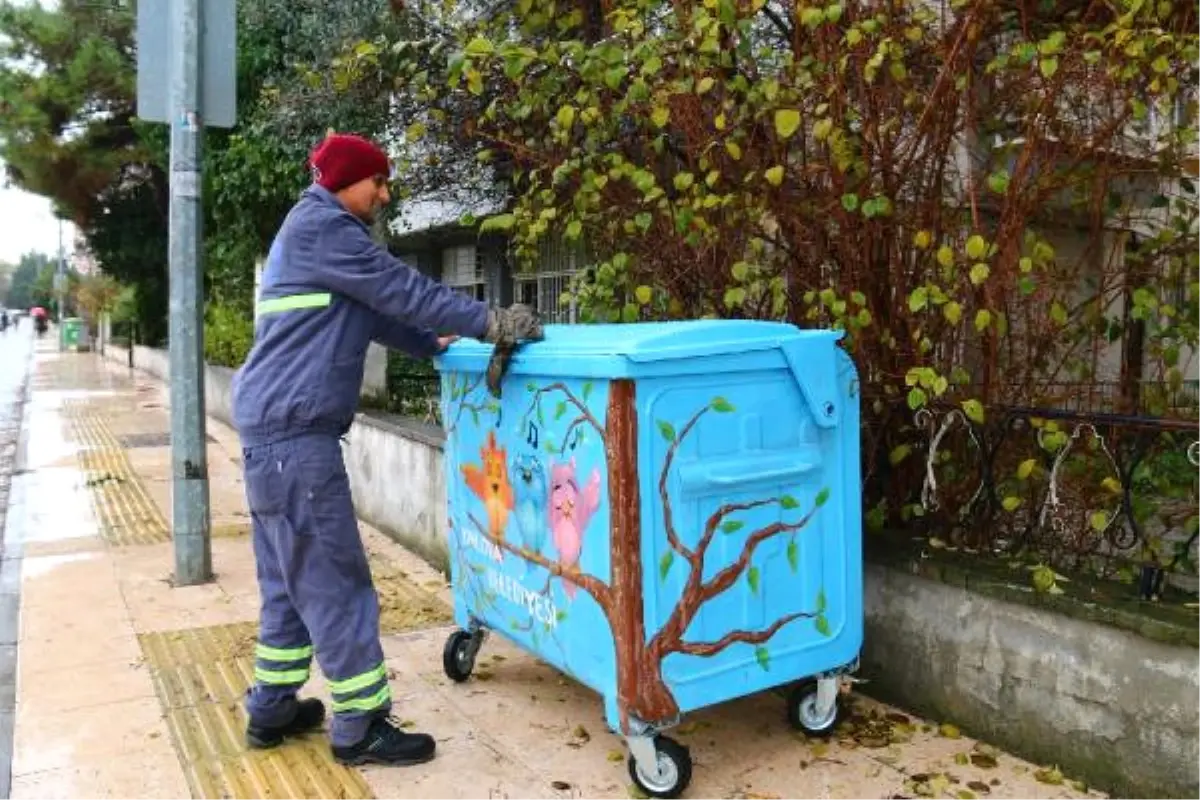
[{"left": 451, "top": 376, "right": 833, "bottom": 729}]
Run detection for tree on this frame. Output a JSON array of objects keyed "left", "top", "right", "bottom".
[{"left": 4, "top": 251, "right": 54, "bottom": 310}]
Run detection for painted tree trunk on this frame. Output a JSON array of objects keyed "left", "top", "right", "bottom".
[{"left": 606, "top": 379, "right": 680, "bottom": 731}]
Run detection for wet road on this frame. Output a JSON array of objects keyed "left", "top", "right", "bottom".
[{"left": 0, "top": 322, "right": 34, "bottom": 798}]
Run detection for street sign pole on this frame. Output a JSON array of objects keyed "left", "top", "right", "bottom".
[{"left": 167, "top": 0, "right": 212, "bottom": 586}]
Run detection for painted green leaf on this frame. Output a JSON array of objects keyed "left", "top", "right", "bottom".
[
  {"left": 815, "top": 488, "right": 830, "bottom": 507},
  {"left": 755, "top": 646, "right": 771, "bottom": 671},
  {"left": 544, "top": 438, "right": 557, "bottom": 453},
  {"left": 774, "top": 109, "right": 801, "bottom": 139},
  {"left": 721, "top": 519, "right": 744, "bottom": 535},
  {"left": 555, "top": 401, "right": 568, "bottom": 420},
  {"left": 815, "top": 615, "right": 831, "bottom": 637},
  {"left": 657, "top": 420, "right": 676, "bottom": 442},
  {"left": 659, "top": 551, "right": 674, "bottom": 580},
  {"left": 786, "top": 540, "right": 799, "bottom": 572},
  {"left": 780, "top": 494, "right": 799, "bottom": 509},
  {"left": 747, "top": 566, "right": 760, "bottom": 594},
  {"left": 582, "top": 382, "right": 594, "bottom": 401},
  {"left": 526, "top": 382, "right": 538, "bottom": 392},
  {"left": 470, "top": 408, "right": 480, "bottom": 427},
  {"left": 816, "top": 589, "right": 827, "bottom": 613},
  {"left": 556, "top": 608, "right": 568, "bottom": 622},
  {"left": 710, "top": 396, "right": 735, "bottom": 413}
]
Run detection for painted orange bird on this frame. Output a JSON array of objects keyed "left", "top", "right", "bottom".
[{"left": 461, "top": 430, "right": 515, "bottom": 542}]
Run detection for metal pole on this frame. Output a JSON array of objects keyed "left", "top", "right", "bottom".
[
  {"left": 168, "top": 0, "right": 212, "bottom": 585},
  {"left": 57, "top": 219, "right": 65, "bottom": 349}
]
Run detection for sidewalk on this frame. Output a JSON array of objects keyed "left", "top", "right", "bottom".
[{"left": 3, "top": 348, "right": 1105, "bottom": 799}]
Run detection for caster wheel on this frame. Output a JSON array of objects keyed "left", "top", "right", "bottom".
[
  {"left": 627, "top": 736, "right": 692, "bottom": 799},
  {"left": 442, "top": 630, "right": 476, "bottom": 682},
  {"left": 787, "top": 679, "right": 840, "bottom": 737}
]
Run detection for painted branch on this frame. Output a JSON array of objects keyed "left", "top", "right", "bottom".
[
  {"left": 673, "top": 611, "right": 818, "bottom": 657},
  {"left": 650, "top": 505, "right": 820, "bottom": 657},
  {"left": 467, "top": 513, "right": 613, "bottom": 608},
  {"left": 695, "top": 498, "right": 779, "bottom": 562},
  {"left": 658, "top": 405, "right": 711, "bottom": 562},
  {"left": 529, "top": 382, "right": 605, "bottom": 437},
  {"left": 557, "top": 415, "right": 590, "bottom": 454}
]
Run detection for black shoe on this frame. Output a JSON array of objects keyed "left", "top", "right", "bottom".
[
  {"left": 332, "top": 717, "right": 437, "bottom": 766},
  {"left": 246, "top": 698, "right": 327, "bottom": 749}
]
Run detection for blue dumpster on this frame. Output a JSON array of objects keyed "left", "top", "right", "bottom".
[{"left": 434, "top": 320, "right": 862, "bottom": 798}]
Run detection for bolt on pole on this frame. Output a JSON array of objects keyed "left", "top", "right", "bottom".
[{"left": 168, "top": 0, "right": 213, "bottom": 585}]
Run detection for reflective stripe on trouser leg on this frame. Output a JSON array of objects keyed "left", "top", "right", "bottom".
[
  {"left": 242, "top": 445, "right": 315, "bottom": 729},
  {"left": 328, "top": 663, "right": 391, "bottom": 714},
  {"left": 265, "top": 435, "right": 392, "bottom": 747}
]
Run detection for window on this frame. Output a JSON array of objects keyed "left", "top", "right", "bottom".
[
  {"left": 442, "top": 245, "right": 486, "bottom": 301},
  {"left": 511, "top": 238, "right": 586, "bottom": 323}
]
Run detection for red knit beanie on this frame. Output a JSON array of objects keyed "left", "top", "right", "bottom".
[{"left": 308, "top": 133, "right": 391, "bottom": 193}]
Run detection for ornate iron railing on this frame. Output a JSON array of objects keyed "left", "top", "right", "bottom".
[{"left": 863, "top": 398, "right": 1199, "bottom": 597}]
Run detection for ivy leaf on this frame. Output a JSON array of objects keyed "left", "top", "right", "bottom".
[
  {"left": 566, "top": 219, "right": 583, "bottom": 240},
  {"left": 556, "top": 105, "right": 576, "bottom": 130},
  {"left": 815, "top": 488, "right": 830, "bottom": 507},
  {"left": 841, "top": 193, "right": 859, "bottom": 212},
  {"left": 764, "top": 166, "right": 785, "bottom": 186},
  {"left": 969, "top": 262, "right": 991, "bottom": 286},
  {"left": 961, "top": 399, "right": 985, "bottom": 424},
  {"left": 786, "top": 539, "right": 799, "bottom": 571},
  {"left": 908, "top": 287, "right": 929, "bottom": 312},
  {"left": 634, "top": 285, "right": 653, "bottom": 304},
  {"left": 936, "top": 245, "right": 955, "bottom": 268},
  {"left": 747, "top": 566, "right": 760, "bottom": 594},
  {"left": 659, "top": 551, "right": 674, "bottom": 580},
  {"left": 815, "top": 615, "right": 831, "bottom": 636},
  {"left": 1049, "top": 302, "right": 1068, "bottom": 326},
  {"left": 1002, "top": 496, "right": 1022, "bottom": 512},
  {"left": 907, "top": 387, "right": 928, "bottom": 410},
  {"left": 710, "top": 396, "right": 735, "bottom": 413},
  {"left": 987, "top": 170, "right": 1011, "bottom": 194},
  {"left": 1017, "top": 459, "right": 1037, "bottom": 480},
  {"left": 974, "top": 309, "right": 992, "bottom": 332},
  {"left": 780, "top": 494, "right": 799, "bottom": 509},
  {"left": 651, "top": 106, "right": 670, "bottom": 128},
  {"left": 965, "top": 235, "right": 988, "bottom": 260},
  {"left": 1040, "top": 57, "right": 1059, "bottom": 78},
  {"left": 721, "top": 519, "right": 745, "bottom": 535},
  {"left": 697, "top": 76, "right": 715, "bottom": 94},
  {"left": 657, "top": 420, "right": 676, "bottom": 443},
  {"left": 774, "top": 109, "right": 801, "bottom": 139},
  {"left": 604, "top": 65, "right": 627, "bottom": 90},
  {"left": 755, "top": 646, "right": 771, "bottom": 671},
  {"left": 464, "top": 36, "right": 494, "bottom": 56},
  {"left": 943, "top": 302, "right": 962, "bottom": 324},
  {"left": 725, "top": 140, "right": 742, "bottom": 160}
]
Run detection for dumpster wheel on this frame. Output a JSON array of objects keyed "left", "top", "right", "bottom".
[
  {"left": 442, "top": 629, "right": 478, "bottom": 682},
  {"left": 627, "top": 735, "right": 692, "bottom": 799},
  {"left": 786, "top": 678, "right": 841, "bottom": 737}
]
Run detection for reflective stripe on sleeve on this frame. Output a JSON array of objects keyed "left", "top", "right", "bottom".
[{"left": 256, "top": 293, "right": 332, "bottom": 316}]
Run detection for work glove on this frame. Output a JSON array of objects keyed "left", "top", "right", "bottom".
[
  {"left": 483, "top": 303, "right": 544, "bottom": 345},
  {"left": 482, "top": 304, "right": 544, "bottom": 398}
]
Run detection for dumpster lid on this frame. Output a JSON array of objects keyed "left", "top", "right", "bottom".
[
  {"left": 445, "top": 320, "right": 839, "bottom": 363},
  {"left": 438, "top": 321, "right": 847, "bottom": 427}
]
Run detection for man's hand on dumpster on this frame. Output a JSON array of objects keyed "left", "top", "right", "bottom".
[
  {"left": 483, "top": 303, "right": 544, "bottom": 345},
  {"left": 435, "top": 335, "right": 460, "bottom": 353}
]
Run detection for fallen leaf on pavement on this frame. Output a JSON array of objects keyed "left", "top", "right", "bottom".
[
  {"left": 939, "top": 723, "right": 962, "bottom": 739},
  {"left": 628, "top": 784, "right": 650, "bottom": 799},
  {"left": 551, "top": 780, "right": 571, "bottom": 791},
  {"left": 955, "top": 753, "right": 970, "bottom": 765},
  {"left": 608, "top": 749, "right": 625, "bottom": 762},
  {"left": 1034, "top": 766, "right": 1064, "bottom": 785},
  {"left": 956, "top": 791, "right": 976, "bottom": 799},
  {"left": 966, "top": 781, "right": 991, "bottom": 794},
  {"left": 1068, "top": 779, "right": 1088, "bottom": 792}
]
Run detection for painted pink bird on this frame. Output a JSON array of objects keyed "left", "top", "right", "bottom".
[{"left": 548, "top": 457, "right": 601, "bottom": 600}]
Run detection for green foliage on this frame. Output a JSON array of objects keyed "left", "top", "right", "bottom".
[{"left": 203, "top": 302, "right": 255, "bottom": 368}]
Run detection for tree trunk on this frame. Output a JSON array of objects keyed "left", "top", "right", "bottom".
[{"left": 606, "top": 380, "right": 681, "bottom": 730}]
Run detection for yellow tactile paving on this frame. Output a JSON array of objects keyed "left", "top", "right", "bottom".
[
  {"left": 139, "top": 623, "right": 374, "bottom": 800},
  {"left": 135, "top": 571, "right": 450, "bottom": 799},
  {"left": 61, "top": 402, "right": 170, "bottom": 545}
]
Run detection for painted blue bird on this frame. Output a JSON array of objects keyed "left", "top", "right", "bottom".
[{"left": 509, "top": 452, "right": 548, "bottom": 577}]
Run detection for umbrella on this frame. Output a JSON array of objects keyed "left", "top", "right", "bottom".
[{"left": 30, "top": 307, "right": 46, "bottom": 318}]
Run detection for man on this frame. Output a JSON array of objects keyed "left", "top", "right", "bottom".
[{"left": 231, "top": 132, "right": 543, "bottom": 766}]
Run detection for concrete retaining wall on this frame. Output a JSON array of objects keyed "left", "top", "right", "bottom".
[
  {"left": 860, "top": 564, "right": 1198, "bottom": 799},
  {"left": 96, "top": 346, "right": 1199, "bottom": 798}
]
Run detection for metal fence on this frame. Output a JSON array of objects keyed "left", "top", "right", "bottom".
[{"left": 862, "top": 394, "right": 1199, "bottom": 596}]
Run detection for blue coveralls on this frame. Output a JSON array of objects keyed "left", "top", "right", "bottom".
[{"left": 232, "top": 184, "right": 489, "bottom": 747}]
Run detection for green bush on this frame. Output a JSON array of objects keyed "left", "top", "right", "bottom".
[{"left": 204, "top": 302, "right": 255, "bottom": 367}]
